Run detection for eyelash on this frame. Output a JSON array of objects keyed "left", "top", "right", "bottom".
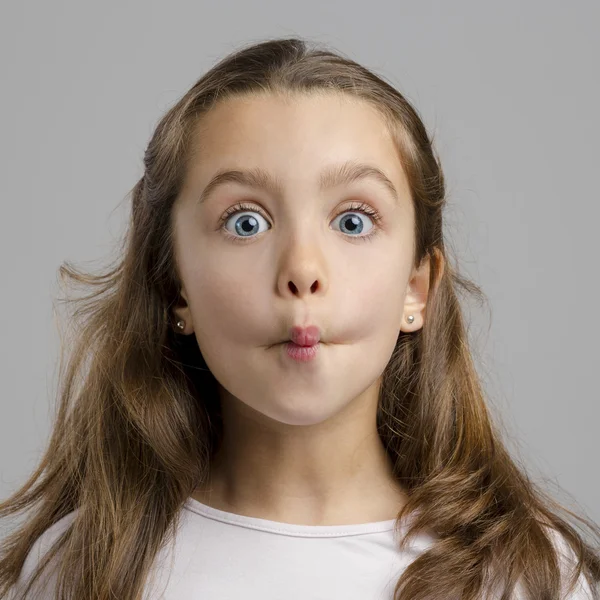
[{"left": 218, "top": 201, "right": 384, "bottom": 245}]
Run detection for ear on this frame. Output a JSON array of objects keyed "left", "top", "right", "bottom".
[
  {"left": 401, "top": 248, "right": 444, "bottom": 333},
  {"left": 172, "top": 285, "right": 194, "bottom": 335}
]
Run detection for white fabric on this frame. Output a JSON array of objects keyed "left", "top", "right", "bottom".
[{"left": 11, "top": 497, "right": 595, "bottom": 599}]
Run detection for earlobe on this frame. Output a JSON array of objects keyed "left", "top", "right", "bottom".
[
  {"left": 401, "top": 250, "right": 438, "bottom": 332},
  {"left": 172, "top": 311, "right": 193, "bottom": 334},
  {"left": 173, "top": 288, "right": 193, "bottom": 334},
  {"left": 401, "top": 312, "right": 420, "bottom": 332}
]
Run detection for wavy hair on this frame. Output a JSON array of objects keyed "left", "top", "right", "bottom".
[{"left": 1, "top": 36, "right": 599, "bottom": 600}]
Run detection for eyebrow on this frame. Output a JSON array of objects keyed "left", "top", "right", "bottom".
[{"left": 196, "top": 160, "right": 400, "bottom": 206}]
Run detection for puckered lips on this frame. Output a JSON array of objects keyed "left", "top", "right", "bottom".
[{"left": 287, "top": 325, "right": 320, "bottom": 346}]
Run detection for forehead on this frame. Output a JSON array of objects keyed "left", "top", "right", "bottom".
[
  {"left": 186, "top": 91, "right": 411, "bottom": 203},
  {"left": 193, "top": 91, "right": 393, "bottom": 158}
]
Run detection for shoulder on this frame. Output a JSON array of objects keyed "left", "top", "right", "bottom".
[
  {"left": 12, "top": 509, "right": 78, "bottom": 599},
  {"left": 541, "top": 526, "right": 596, "bottom": 599},
  {"left": 506, "top": 526, "right": 597, "bottom": 600}
]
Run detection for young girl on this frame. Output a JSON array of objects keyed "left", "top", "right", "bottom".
[{"left": 1, "top": 37, "right": 598, "bottom": 600}]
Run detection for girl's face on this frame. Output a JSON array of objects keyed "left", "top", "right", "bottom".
[{"left": 172, "top": 91, "right": 429, "bottom": 427}]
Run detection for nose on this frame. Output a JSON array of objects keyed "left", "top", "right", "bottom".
[
  {"left": 277, "top": 229, "right": 328, "bottom": 299},
  {"left": 288, "top": 278, "right": 320, "bottom": 296}
]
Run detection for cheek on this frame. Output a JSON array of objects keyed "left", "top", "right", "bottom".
[
  {"left": 185, "top": 258, "right": 266, "bottom": 345},
  {"left": 350, "top": 254, "right": 407, "bottom": 310}
]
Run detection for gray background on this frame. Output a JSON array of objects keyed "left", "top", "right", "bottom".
[{"left": 1, "top": 1, "right": 598, "bottom": 537}]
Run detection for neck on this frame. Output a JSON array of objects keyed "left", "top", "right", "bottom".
[{"left": 191, "top": 383, "right": 409, "bottom": 526}]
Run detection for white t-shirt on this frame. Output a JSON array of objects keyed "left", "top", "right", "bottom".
[{"left": 11, "top": 497, "right": 595, "bottom": 599}]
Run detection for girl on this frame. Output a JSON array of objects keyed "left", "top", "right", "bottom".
[{"left": 1, "top": 37, "right": 599, "bottom": 600}]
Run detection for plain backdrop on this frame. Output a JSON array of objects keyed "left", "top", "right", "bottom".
[{"left": 1, "top": 1, "right": 598, "bottom": 540}]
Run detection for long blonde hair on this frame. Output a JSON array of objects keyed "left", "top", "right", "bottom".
[{"left": 1, "top": 36, "right": 599, "bottom": 600}]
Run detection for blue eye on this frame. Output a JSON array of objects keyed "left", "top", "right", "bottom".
[
  {"left": 223, "top": 209, "right": 270, "bottom": 239},
  {"left": 332, "top": 212, "right": 373, "bottom": 236},
  {"left": 219, "top": 202, "right": 383, "bottom": 244}
]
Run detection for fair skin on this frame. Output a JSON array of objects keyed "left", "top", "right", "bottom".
[{"left": 171, "top": 90, "right": 433, "bottom": 526}]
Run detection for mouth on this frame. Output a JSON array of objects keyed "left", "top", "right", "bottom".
[
  {"left": 270, "top": 324, "right": 323, "bottom": 349},
  {"left": 288, "top": 325, "right": 321, "bottom": 347},
  {"left": 280, "top": 340, "right": 319, "bottom": 347},
  {"left": 281, "top": 340, "right": 322, "bottom": 362}
]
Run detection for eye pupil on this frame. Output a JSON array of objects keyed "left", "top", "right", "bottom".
[
  {"left": 340, "top": 214, "right": 364, "bottom": 234},
  {"left": 235, "top": 215, "right": 260, "bottom": 236}
]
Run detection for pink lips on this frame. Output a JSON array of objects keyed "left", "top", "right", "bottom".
[{"left": 288, "top": 325, "right": 320, "bottom": 346}]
